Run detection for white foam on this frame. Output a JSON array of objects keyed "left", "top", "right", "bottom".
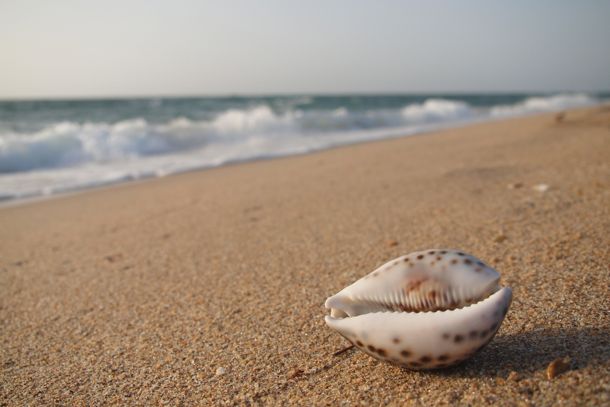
[
  {"left": 490, "top": 93, "right": 595, "bottom": 117},
  {"left": 402, "top": 99, "right": 473, "bottom": 122}
]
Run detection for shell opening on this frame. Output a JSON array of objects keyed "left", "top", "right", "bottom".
[{"left": 326, "top": 279, "right": 501, "bottom": 319}]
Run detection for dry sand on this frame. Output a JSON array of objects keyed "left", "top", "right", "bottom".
[{"left": 1, "top": 106, "right": 609, "bottom": 406}]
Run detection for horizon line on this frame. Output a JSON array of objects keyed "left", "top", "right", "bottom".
[{"left": 1, "top": 89, "right": 609, "bottom": 102}]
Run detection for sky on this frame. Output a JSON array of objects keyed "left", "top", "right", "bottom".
[{"left": 1, "top": 0, "right": 609, "bottom": 99}]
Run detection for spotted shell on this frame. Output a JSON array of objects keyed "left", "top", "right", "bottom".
[{"left": 324, "top": 249, "right": 512, "bottom": 369}]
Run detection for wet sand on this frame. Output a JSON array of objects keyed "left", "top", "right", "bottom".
[{"left": 1, "top": 106, "right": 609, "bottom": 405}]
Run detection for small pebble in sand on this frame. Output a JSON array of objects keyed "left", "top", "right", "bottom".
[
  {"left": 508, "top": 182, "right": 524, "bottom": 189},
  {"left": 547, "top": 357, "right": 570, "bottom": 379},
  {"left": 216, "top": 367, "right": 226, "bottom": 376},
  {"left": 555, "top": 112, "right": 566, "bottom": 123},
  {"left": 533, "top": 184, "right": 550, "bottom": 192},
  {"left": 494, "top": 234, "right": 508, "bottom": 243},
  {"left": 507, "top": 371, "right": 520, "bottom": 382},
  {"left": 287, "top": 368, "right": 304, "bottom": 379},
  {"left": 386, "top": 240, "right": 399, "bottom": 247},
  {"left": 105, "top": 254, "right": 123, "bottom": 263}
]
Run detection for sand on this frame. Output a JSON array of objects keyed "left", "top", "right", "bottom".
[{"left": 1, "top": 106, "right": 609, "bottom": 406}]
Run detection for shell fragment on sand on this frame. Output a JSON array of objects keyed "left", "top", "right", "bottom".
[
  {"left": 533, "top": 183, "right": 550, "bottom": 192},
  {"left": 547, "top": 357, "right": 571, "bottom": 379}
]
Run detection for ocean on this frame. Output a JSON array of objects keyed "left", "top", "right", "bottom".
[{"left": 0, "top": 93, "right": 606, "bottom": 201}]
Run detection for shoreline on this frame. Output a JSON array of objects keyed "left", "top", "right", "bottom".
[
  {"left": 0, "top": 105, "right": 598, "bottom": 210},
  {"left": 1, "top": 105, "right": 609, "bottom": 405}
]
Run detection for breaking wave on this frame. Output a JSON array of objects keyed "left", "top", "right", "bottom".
[
  {"left": 0, "top": 93, "right": 602, "bottom": 200},
  {"left": 0, "top": 101, "right": 476, "bottom": 174}
]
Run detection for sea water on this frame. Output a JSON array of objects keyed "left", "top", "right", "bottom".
[{"left": 0, "top": 93, "right": 606, "bottom": 201}]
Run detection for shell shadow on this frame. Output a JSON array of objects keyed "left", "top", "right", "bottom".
[{"left": 427, "top": 326, "right": 609, "bottom": 378}]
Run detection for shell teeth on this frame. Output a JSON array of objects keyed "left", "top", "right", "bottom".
[{"left": 339, "top": 282, "right": 499, "bottom": 316}]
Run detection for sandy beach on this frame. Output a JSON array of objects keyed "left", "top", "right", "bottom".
[{"left": 1, "top": 106, "right": 609, "bottom": 405}]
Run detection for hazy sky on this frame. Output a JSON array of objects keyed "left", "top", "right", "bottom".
[{"left": 1, "top": 0, "right": 609, "bottom": 99}]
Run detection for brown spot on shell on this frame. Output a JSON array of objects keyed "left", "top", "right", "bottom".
[
  {"left": 417, "top": 254, "right": 424, "bottom": 260},
  {"left": 450, "top": 259, "right": 458, "bottom": 265},
  {"left": 440, "top": 250, "right": 447, "bottom": 254},
  {"left": 400, "top": 350, "right": 411, "bottom": 358},
  {"left": 356, "top": 340, "right": 363, "bottom": 347},
  {"left": 437, "top": 354, "right": 449, "bottom": 362},
  {"left": 457, "top": 252, "right": 465, "bottom": 256},
  {"left": 392, "top": 337, "right": 400, "bottom": 344},
  {"left": 469, "top": 330, "right": 478, "bottom": 339},
  {"left": 442, "top": 333, "right": 450, "bottom": 340},
  {"left": 454, "top": 335, "right": 464, "bottom": 343},
  {"left": 377, "top": 349, "right": 387, "bottom": 357},
  {"left": 464, "top": 259, "right": 472, "bottom": 265},
  {"left": 367, "top": 345, "right": 376, "bottom": 352},
  {"left": 420, "top": 356, "right": 432, "bottom": 363},
  {"left": 404, "top": 279, "right": 424, "bottom": 293},
  {"left": 428, "top": 251, "right": 436, "bottom": 255},
  {"left": 436, "top": 256, "right": 442, "bottom": 261}
]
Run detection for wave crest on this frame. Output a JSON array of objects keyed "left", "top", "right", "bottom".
[{"left": 402, "top": 99, "right": 473, "bottom": 122}]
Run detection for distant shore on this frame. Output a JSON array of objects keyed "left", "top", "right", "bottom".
[{"left": 1, "top": 106, "right": 609, "bottom": 405}]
